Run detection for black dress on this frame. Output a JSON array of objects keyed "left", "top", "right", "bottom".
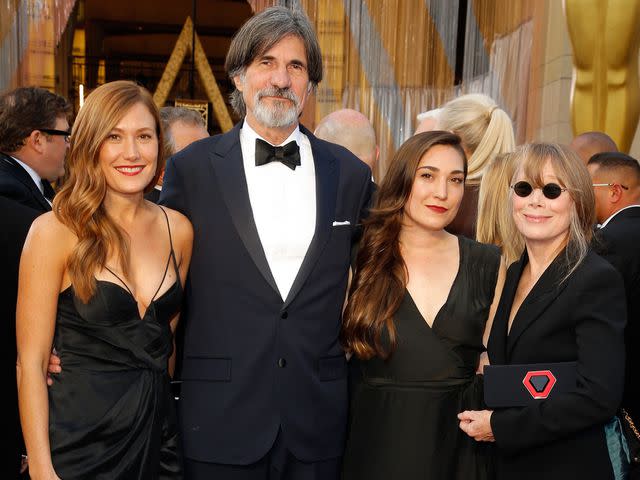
[
  {"left": 48, "top": 208, "right": 183, "bottom": 479},
  {"left": 343, "top": 237, "right": 500, "bottom": 479}
]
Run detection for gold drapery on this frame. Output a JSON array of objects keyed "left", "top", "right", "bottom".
[{"left": 0, "top": 0, "right": 76, "bottom": 91}]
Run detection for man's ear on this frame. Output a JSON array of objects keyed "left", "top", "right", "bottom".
[
  {"left": 233, "top": 75, "right": 244, "bottom": 92},
  {"left": 610, "top": 184, "right": 625, "bottom": 203},
  {"left": 26, "top": 130, "right": 46, "bottom": 154}
]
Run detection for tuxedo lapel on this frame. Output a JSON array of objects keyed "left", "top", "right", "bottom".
[
  {"left": 0, "top": 153, "right": 51, "bottom": 211},
  {"left": 507, "top": 250, "right": 568, "bottom": 358},
  {"left": 489, "top": 255, "right": 526, "bottom": 365},
  {"left": 209, "top": 124, "right": 279, "bottom": 296},
  {"left": 283, "top": 127, "right": 337, "bottom": 308}
]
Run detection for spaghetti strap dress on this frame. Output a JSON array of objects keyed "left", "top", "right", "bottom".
[
  {"left": 342, "top": 237, "right": 500, "bottom": 480},
  {"left": 48, "top": 207, "right": 184, "bottom": 479}
]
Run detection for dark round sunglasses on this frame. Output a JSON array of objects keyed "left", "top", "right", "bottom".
[{"left": 511, "top": 181, "right": 567, "bottom": 200}]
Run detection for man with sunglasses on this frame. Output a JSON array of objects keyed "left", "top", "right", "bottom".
[
  {"left": 587, "top": 151, "right": 640, "bottom": 478},
  {"left": 0, "top": 87, "right": 71, "bottom": 212}
]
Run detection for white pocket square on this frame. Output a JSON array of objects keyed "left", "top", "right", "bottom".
[{"left": 332, "top": 220, "right": 351, "bottom": 226}]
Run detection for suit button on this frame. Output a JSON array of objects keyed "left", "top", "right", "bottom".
[
  {"left": 281, "top": 311, "right": 288, "bottom": 319},
  {"left": 278, "top": 358, "right": 287, "bottom": 368}
]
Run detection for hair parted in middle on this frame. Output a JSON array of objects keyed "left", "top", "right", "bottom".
[
  {"left": 506, "top": 142, "right": 596, "bottom": 280},
  {"left": 341, "top": 131, "right": 466, "bottom": 360},
  {"left": 224, "top": 5, "right": 323, "bottom": 117},
  {"left": 53, "top": 80, "right": 164, "bottom": 302}
]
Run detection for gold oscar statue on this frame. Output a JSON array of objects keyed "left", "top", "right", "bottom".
[{"left": 564, "top": 0, "right": 640, "bottom": 152}]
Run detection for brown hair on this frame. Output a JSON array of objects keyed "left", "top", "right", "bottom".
[
  {"left": 0, "top": 86, "right": 71, "bottom": 152},
  {"left": 341, "top": 131, "right": 466, "bottom": 359},
  {"left": 53, "top": 81, "right": 164, "bottom": 302}
]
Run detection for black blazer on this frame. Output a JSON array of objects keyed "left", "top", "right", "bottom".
[
  {"left": 160, "top": 123, "right": 373, "bottom": 464},
  {"left": 597, "top": 206, "right": 640, "bottom": 421},
  {"left": 0, "top": 153, "right": 52, "bottom": 212},
  {"left": 488, "top": 249, "right": 626, "bottom": 480},
  {"left": 0, "top": 197, "right": 41, "bottom": 475}
]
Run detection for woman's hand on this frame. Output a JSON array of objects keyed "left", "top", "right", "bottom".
[{"left": 458, "top": 410, "right": 495, "bottom": 442}]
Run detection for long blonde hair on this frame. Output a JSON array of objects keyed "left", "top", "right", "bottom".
[
  {"left": 438, "top": 93, "right": 515, "bottom": 185},
  {"left": 476, "top": 152, "right": 523, "bottom": 264},
  {"left": 507, "top": 143, "right": 595, "bottom": 279},
  {"left": 53, "top": 81, "right": 164, "bottom": 302}
]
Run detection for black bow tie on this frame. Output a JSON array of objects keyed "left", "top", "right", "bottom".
[
  {"left": 255, "top": 138, "right": 301, "bottom": 171},
  {"left": 41, "top": 179, "right": 55, "bottom": 201}
]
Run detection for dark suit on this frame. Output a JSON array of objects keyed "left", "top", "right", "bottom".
[
  {"left": 160, "top": 123, "right": 372, "bottom": 469},
  {"left": 0, "top": 197, "right": 40, "bottom": 478},
  {"left": 597, "top": 206, "right": 640, "bottom": 478},
  {"left": 488, "top": 249, "right": 626, "bottom": 480},
  {"left": 0, "top": 153, "right": 52, "bottom": 212}
]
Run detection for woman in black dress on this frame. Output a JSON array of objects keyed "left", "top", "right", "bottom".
[
  {"left": 341, "top": 131, "right": 505, "bottom": 479},
  {"left": 16, "top": 81, "right": 193, "bottom": 479},
  {"left": 458, "top": 143, "right": 626, "bottom": 479}
]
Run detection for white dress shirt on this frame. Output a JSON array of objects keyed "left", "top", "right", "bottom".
[
  {"left": 11, "top": 155, "right": 51, "bottom": 206},
  {"left": 240, "top": 121, "right": 316, "bottom": 300}
]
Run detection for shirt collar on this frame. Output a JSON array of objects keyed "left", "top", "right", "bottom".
[
  {"left": 10, "top": 155, "right": 44, "bottom": 194},
  {"left": 600, "top": 204, "right": 640, "bottom": 229},
  {"left": 240, "top": 119, "right": 301, "bottom": 148}
]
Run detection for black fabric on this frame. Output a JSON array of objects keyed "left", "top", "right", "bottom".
[
  {"left": 41, "top": 179, "right": 55, "bottom": 201},
  {"left": 48, "top": 211, "right": 184, "bottom": 479},
  {"left": 0, "top": 152, "right": 51, "bottom": 212},
  {"left": 342, "top": 237, "right": 500, "bottom": 480},
  {"left": 255, "top": 138, "right": 301, "bottom": 170}
]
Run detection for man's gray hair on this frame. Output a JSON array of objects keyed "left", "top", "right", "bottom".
[
  {"left": 225, "top": 6, "right": 323, "bottom": 116},
  {"left": 160, "top": 106, "right": 206, "bottom": 156}
]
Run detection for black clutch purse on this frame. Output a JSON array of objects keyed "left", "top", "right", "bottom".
[{"left": 483, "top": 361, "right": 578, "bottom": 408}]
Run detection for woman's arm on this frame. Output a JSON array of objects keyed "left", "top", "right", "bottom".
[
  {"left": 483, "top": 255, "right": 507, "bottom": 349},
  {"left": 16, "top": 214, "right": 70, "bottom": 479}
]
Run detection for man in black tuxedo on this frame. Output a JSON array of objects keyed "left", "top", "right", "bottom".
[
  {"left": 1, "top": 198, "right": 40, "bottom": 478},
  {"left": 161, "top": 6, "right": 372, "bottom": 479},
  {"left": 588, "top": 152, "right": 640, "bottom": 477},
  {"left": 0, "top": 87, "right": 71, "bottom": 212}
]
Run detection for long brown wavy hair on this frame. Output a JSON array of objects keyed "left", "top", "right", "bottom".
[
  {"left": 53, "top": 81, "right": 164, "bottom": 302},
  {"left": 341, "top": 131, "right": 466, "bottom": 359}
]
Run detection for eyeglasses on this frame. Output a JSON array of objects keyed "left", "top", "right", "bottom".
[
  {"left": 511, "top": 181, "right": 567, "bottom": 200},
  {"left": 39, "top": 128, "right": 70, "bottom": 143},
  {"left": 592, "top": 183, "right": 629, "bottom": 190}
]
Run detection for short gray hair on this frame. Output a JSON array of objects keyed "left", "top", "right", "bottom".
[
  {"left": 225, "top": 6, "right": 323, "bottom": 116},
  {"left": 160, "top": 106, "right": 205, "bottom": 156}
]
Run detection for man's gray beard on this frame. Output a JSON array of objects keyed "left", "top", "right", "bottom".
[{"left": 252, "top": 89, "right": 300, "bottom": 128}]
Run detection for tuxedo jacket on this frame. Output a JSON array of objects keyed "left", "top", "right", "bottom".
[
  {"left": 487, "top": 249, "right": 626, "bottom": 480},
  {"left": 0, "top": 152, "right": 51, "bottom": 213},
  {"left": 0, "top": 196, "right": 41, "bottom": 475},
  {"left": 160, "top": 123, "right": 373, "bottom": 465},
  {"left": 597, "top": 206, "right": 640, "bottom": 420}
]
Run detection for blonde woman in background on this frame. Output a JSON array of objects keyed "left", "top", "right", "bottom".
[
  {"left": 438, "top": 93, "right": 515, "bottom": 239},
  {"left": 476, "top": 152, "right": 523, "bottom": 265}
]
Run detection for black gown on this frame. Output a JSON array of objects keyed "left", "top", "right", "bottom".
[
  {"left": 48, "top": 209, "right": 183, "bottom": 479},
  {"left": 343, "top": 237, "right": 500, "bottom": 479}
]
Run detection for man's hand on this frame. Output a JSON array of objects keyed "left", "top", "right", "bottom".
[
  {"left": 47, "top": 351, "right": 61, "bottom": 386},
  {"left": 458, "top": 410, "right": 495, "bottom": 442}
]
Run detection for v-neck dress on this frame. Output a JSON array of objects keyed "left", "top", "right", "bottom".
[
  {"left": 48, "top": 208, "right": 184, "bottom": 479},
  {"left": 342, "top": 237, "right": 500, "bottom": 480}
]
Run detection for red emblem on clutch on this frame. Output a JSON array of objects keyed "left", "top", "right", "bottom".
[{"left": 522, "top": 370, "right": 556, "bottom": 399}]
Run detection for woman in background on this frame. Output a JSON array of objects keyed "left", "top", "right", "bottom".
[
  {"left": 17, "top": 80, "right": 193, "bottom": 479},
  {"left": 476, "top": 152, "right": 523, "bottom": 265},
  {"left": 342, "top": 131, "right": 505, "bottom": 479},
  {"left": 438, "top": 93, "right": 515, "bottom": 239},
  {"left": 459, "top": 143, "right": 626, "bottom": 480}
]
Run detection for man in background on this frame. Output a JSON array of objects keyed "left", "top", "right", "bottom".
[
  {"left": 588, "top": 152, "right": 640, "bottom": 478},
  {"left": 0, "top": 87, "right": 71, "bottom": 211},
  {"left": 569, "top": 131, "right": 618, "bottom": 164},
  {"left": 314, "top": 108, "right": 378, "bottom": 175},
  {"left": 146, "top": 106, "right": 209, "bottom": 203}
]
